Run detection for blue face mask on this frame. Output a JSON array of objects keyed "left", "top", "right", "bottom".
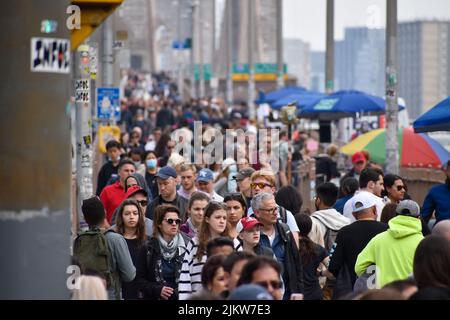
[{"left": 146, "top": 159, "right": 157, "bottom": 169}]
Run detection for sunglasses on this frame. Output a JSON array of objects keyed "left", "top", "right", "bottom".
[
  {"left": 136, "top": 200, "right": 148, "bottom": 206},
  {"left": 255, "top": 280, "right": 282, "bottom": 290},
  {"left": 164, "top": 218, "right": 182, "bottom": 225},
  {"left": 396, "top": 185, "right": 407, "bottom": 192},
  {"left": 224, "top": 192, "right": 245, "bottom": 202},
  {"left": 250, "top": 182, "right": 272, "bottom": 189}
]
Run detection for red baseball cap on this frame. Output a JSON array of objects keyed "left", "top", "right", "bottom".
[
  {"left": 236, "top": 217, "right": 263, "bottom": 233},
  {"left": 125, "top": 185, "right": 148, "bottom": 199},
  {"left": 352, "top": 152, "right": 366, "bottom": 164}
]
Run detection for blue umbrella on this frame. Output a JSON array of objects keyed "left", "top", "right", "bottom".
[
  {"left": 271, "top": 92, "right": 325, "bottom": 110},
  {"left": 299, "top": 90, "right": 404, "bottom": 120},
  {"left": 258, "top": 86, "right": 306, "bottom": 105},
  {"left": 413, "top": 96, "right": 450, "bottom": 133}
]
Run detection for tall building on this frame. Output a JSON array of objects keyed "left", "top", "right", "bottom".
[
  {"left": 397, "top": 21, "right": 450, "bottom": 119},
  {"left": 310, "top": 51, "right": 325, "bottom": 93},
  {"left": 334, "top": 27, "right": 385, "bottom": 97},
  {"left": 283, "top": 38, "right": 310, "bottom": 88}
]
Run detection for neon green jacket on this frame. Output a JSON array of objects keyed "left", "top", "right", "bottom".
[{"left": 354, "top": 215, "right": 424, "bottom": 288}]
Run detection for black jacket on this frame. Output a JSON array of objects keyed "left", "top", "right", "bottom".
[
  {"left": 260, "top": 222, "right": 304, "bottom": 298},
  {"left": 146, "top": 194, "right": 188, "bottom": 222},
  {"left": 135, "top": 237, "right": 186, "bottom": 300}
]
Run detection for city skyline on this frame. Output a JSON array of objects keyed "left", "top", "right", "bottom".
[{"left": 284, "top": 0, "right": 450, "bottom": 51}]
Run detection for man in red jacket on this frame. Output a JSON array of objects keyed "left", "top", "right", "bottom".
[{"left": 100, "top": 158, "right": 136, "bottom": 224}]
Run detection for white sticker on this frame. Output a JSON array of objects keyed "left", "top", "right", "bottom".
[
  {"left": 31, "top": 37, "right": 70, "bottom": 73},
  {"left": 75, "top": 79, "right": 90, "bottom": 103}
]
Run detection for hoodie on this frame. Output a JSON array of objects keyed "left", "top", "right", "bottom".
[
  {"left": 354, "top": 215, "right": 424, "bottom": 288},
  {"left": 309, "top": 208, "right": 351, "bottom": 251}
]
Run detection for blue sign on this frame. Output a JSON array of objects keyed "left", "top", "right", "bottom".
[{"left": 97, "top": 87, "right": 120, "bottom": 120}]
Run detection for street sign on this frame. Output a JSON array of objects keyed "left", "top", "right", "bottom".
[
  {"left": 97, "top": 87, "right": 120, "bottom": 120},
  {"left": 194, "top": 64, "right": 212, "bottom": 81},
  {"left": 31, "top": 37, "right": 70, "bottom": 73},
  {"left": 75, "top": 79, "right": 90, "bottom": 103}
]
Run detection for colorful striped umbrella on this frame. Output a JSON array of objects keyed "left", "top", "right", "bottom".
[{"left": 340, "top": 127, "right": 450, "bottom": 168}]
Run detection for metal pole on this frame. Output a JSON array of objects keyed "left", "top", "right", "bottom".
[
  {"left": 248, "top": 0, "right": 256, "bottom": 120},
  {"left": 199, "top": 0, "right": 205, "bottom": 98},
  {"left": 276, "top": 0, "right": 284, "bottom": 89},
  {"left": 385, "top": 0, "right": 399, "bottom": 174},
  {"left": 76, "top": 45, "right": 94, "bottom": 231},
  {"left": 190, "top": 1, "right": 196, "bottom": 98},
  {"left": 147, "top": 0, "right": 156, "bottom": 72},
  {"left": 325, "top": 0, "right": 334, "bottom": 94},
  {"left": 226, "top": 0, "right": 234, "bottom": 107},
  {"left": 211, "top": 0, "right": 216, "bottom": 98},
  {"left": 102, "top": 17, "right": 114, "bottom": 87},
  {"left": 177, "top": 0, "right": 183, "bottom": 99}
]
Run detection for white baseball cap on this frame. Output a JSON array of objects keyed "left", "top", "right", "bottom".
[{"left": 351, "top": 192, "right": 377, "bottom": 213}]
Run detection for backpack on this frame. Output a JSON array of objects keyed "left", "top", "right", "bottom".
[
  {"left": 278, "top": 206, "right": 288, "bottom": 224},
  {"left": 73, "top": 228, "right": 120, "bottom": 299},
  {"left": 323, "top": 227, "right": 339, "bottom": 254}
]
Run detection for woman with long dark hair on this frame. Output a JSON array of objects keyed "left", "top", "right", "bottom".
[
  {"left": 114, "top": 199, "right": 147, "bottom": 299},
  {"left": 295, "top": 213, "right": 330, "bottom": 300}
]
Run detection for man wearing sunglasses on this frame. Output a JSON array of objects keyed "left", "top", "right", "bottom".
[
  {"left": 247, "top": 170, "right": 300, "bottom": 246},
  {"left": 252, "top": 192, "right": 304, "bottom": 300}
]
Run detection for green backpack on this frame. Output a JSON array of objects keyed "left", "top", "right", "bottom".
[{"left": 73, "top": 228, "right": 120, "bottom": 299}]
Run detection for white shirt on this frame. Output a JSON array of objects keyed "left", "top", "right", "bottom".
[
  {"left": 343, "top": 190, "right": 385, "bottom": 223},
  {"left": 211, "top": 191, "right": 224, "bottom": 202}
]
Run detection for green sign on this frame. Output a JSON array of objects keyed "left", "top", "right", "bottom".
[
  {"left": 232, "top": 63, "right": 287, "bottom": 74},
  {"left": 194, "top": 64, "right": 212, "bottom": 81}
]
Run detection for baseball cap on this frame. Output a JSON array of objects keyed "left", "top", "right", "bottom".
[
  {"left": 396, "top": 200, "right": 420, "bottom": 217},
  {"left": 234, "top": 167, "right": 255, "bottom": 181},
  {"left": 125, "top": 185, "right": 148, "bottom": 199},
  {"left": 236, "top": 217, "right": 263, "bottom": 233},
  {"left": 155, "top": 166, "right": 177, "bottom": 180},
  {"left": 351, "top": 192, "right": 377, "bottom": 213},
  {"left": 197, "top": 168, "right": 214, "bottom": 182},
  {"left": 352, "top": 152, "right": 366, "bottom": 164},
  {"left": 228, "top": 284, "right": 273, "bottom": 300}
]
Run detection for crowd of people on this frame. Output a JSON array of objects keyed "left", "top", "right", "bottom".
[{"left": 70, "top": 70, "right": 450, "bottom": 301}]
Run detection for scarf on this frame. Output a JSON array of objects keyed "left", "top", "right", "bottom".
[
  {"left": 158, "top": 233, "right": 185, "bottom": 261},
  {"left": 187, "top": 218, "right": 198, "bottom": 235}
]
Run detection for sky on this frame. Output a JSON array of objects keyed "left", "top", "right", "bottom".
[{"left": 283, "top": 0, "right": 450, "bottom": 51}]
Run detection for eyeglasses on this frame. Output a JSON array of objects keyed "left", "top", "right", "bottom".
[
  {"left": 250, "top": 182, "right": 273, "bottom": 189},
  {"left": 163, "top": 218, "right": 182, "bottom": 225},
  {"left": 255, "top": 280, "right": 282, "bottom": 290},
  {"left": 258, "top": 207, "right": 277, "bottom": 214},
  {"left": 136, "top": 200, "right": 148, "bottom": 206},
  {"left": 396, "top": 185, "right": 407, "bottom": 192}
]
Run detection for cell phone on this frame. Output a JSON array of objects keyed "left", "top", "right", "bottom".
[{"left": 290, "top": 293, "right": 304, "bottom": 300}]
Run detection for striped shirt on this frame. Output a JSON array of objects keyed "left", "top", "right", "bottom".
[
  {"left": 178, "top": 237, "right": 206, "bottom": 300},
  {"left": 178, "top": 237, "right": 243, "bottom": 300}
]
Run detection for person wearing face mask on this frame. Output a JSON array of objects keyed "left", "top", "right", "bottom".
[
  {"left": 421, "top": 160, "right": 450, "bottom": 227},
  {"left": 129, "top": 148, "right": 146, "bottom": 176},
  {"left": 143, "top": 151, "right": 159, "bottom": 200}
]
